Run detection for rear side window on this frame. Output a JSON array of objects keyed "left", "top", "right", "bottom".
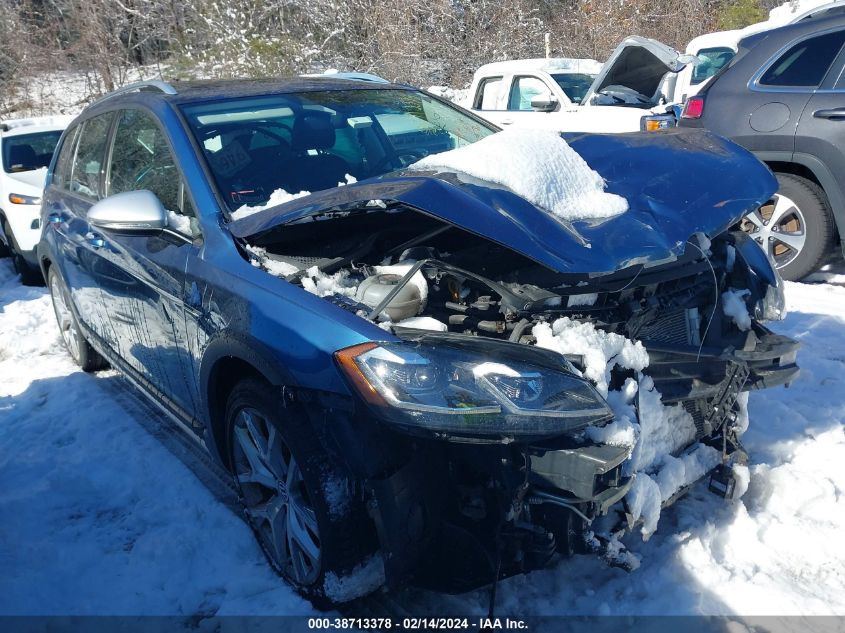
[
  {"left": 508, "top": 76, "right": 551, "bottom": 111},
  {"left": 473, "top": 76, "right": 503, "bottom": 110},
  {"left": 692, "top": 47, "right": 735, "bottom": 85},
  {"left": 70, "top": 113, "right": 114, "bottom": 199},
  {"left": 759, "top": 30, "right": 845, "bottom": 87}
]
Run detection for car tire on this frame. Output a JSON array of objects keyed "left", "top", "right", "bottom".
[
  {"left": 47, "top": 267, "right": 108, "bottom": 372},
  {"left": 743, "top": 173, "right": 834, "bottom": 281},
  {"left": 2, "top": 218, "right": 44, "bottom": 285},
  {"left": 225, "top": 378, "right": 379, "bottom": 607},
  {"left": 11, "top": 250, "right": 44, "bottom": 286},
  {"left": 0, "top": 218, "right": 10, "bottom": 258}
]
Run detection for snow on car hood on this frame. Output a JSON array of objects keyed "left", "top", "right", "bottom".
[
  {"left": 229, "top": 128, "right": 777, "bottom": 275},
  {"left": 408, "top": 128, "right": 628, "bottom": 221},
  {"left": 582, "top": 36, "right": 696, "bottom": 106}
]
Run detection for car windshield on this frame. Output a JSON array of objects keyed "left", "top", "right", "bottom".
[
  {"left": 691, "top": 47, "right": 735, "bottom": 85},
  {"left": 180, "top": 88, "right": 495, "bottom": 210},
  {"left": 550, "top": 73, "right": 596, "bottom": 104},
  {"left": 2, "top": 130, "right": 63, "bottom": 173}
]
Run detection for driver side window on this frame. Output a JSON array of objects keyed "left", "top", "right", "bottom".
[
  {"left": 108, "top": 109, "right": 197, "bottom": 235},
  {"left": 508, "top": 76, "right": 551, "bottom": 111}
]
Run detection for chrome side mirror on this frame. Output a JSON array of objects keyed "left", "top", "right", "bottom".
[
  {"left": 87, "top": 190, "right": 167, "bottom": 232},
  {"left": 530, "top": 93, "right": 558, "bottom": 112}
]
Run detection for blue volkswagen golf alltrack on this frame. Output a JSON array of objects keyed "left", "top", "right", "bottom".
[{"left": 37, "top": 77, "right": 798, "bottom": 604}]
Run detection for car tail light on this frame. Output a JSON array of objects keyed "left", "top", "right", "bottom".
[{"left": 682, "top": 96, "right": 705, "bottom": 119}]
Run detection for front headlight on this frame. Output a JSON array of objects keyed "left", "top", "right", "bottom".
[
  {"left": 732, "top": 231, "right": 786, "bottom": 321},
  {"left": 9, "top": 193, "right": 41, "bottom": 205},
  {"left": 335, "top": 334, "right": 613, "bottom": 441}
]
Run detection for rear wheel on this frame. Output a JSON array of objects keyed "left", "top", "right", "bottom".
[
  {"left": 225, "top": 379, "right": 379, "bottom": 606},
  {"left": 740, "top": 173, "right": 834, "bottom": 281},
  {"left": 47, "top": 267, "right": 107, "bottom": 372}
]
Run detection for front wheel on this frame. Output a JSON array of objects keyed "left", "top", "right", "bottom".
[
  {"left": 740, "top": 173, "right": 834, "bottom": 281},
  {"left": 225, "top": 379, "right": 380, "bottom": 606},
  {"left": 47, "top": 267, "right": 107, "bottom": 372}
]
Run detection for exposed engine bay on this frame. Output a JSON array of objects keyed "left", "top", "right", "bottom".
[{"left": 241, "top": 203, "right": 799, "bottom": 590}]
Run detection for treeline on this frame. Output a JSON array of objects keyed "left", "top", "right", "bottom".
[{"left": 1, "top": 0, "right": 774, "bottom": 114}]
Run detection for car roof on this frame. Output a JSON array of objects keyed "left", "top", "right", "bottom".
[
  {"left": 94, "top": 76, "right": 413, "bottom": 109},
  {"left": 0, "top": 115, "right": 73, "bottom": 136},
  {"left": 739, "top": 11, "right": 845, "bottom": 51},
  {"left": 473, "top": 58, "right": 602, "bottom": 78}
]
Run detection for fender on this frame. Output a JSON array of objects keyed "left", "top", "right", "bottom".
[{"left": 198, "top": 331, "right": 300, "bottom": 463}]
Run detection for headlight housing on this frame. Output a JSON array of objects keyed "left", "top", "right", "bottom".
[
  {"left": 336, "top": 333, "right": 613, "bottom": 442},
  {"left": 731, "top": 231, "right": 786, "bottom": 321},
  {"left": 9, "top": 193, "right": 41, "bottom": 205}
]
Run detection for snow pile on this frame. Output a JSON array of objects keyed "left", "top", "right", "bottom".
[
  {"left": 534, "top": 316, "right": 723, "bottom": 538},
  {"left": 722, "top": 288, "right": 752, "bottom": 331},
  {"left": 567, "top": 293, "right": 598, "bottom": 307},
  {"left": 245, "top": 245, "right": 300, "bottom": 278},
  {"left": 166, "top": 211, "right": 193, "bottom": 235},
  {"left": 323, "top": 555, "right": 386, "bottom": 604},
  {"left": 533, "top": 316, "right": 648, "bottom": 396},
  {"left": 301, "top": 266, "right": 359, "bottom": 298},
  {"left": 731, "top": 463, "right": 750, "bottom": 500},
  {"left": 409, "top": 128, "right": 628, "bottom": 221},
  {"left": 230, "top": 175, "right": 357, "bottom": 222},
  {"left": 629, "top": 375, "right": 698, "bottom": 472},
  {"left": 231, "top": 188, "right": 310, "bottom": 221}
]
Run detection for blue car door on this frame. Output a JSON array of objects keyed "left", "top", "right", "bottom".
[
  {"left": 43, "top": 113, "right": 118, "bottom": 346},
  {"left": 92, "top": 108, "right": 202, "bottom": 420}
]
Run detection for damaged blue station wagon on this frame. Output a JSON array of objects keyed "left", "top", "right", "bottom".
[{"left": 37, "top": 77, "right": 798, "bottom": 605}]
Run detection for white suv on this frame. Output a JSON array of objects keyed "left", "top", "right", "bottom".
[{"left": 0, "top": 116, "right": 70, "bottom": 284}]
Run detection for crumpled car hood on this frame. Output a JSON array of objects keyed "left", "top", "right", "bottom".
[{"left": 229, "top": 128, "right": 776, "bottom": 276}]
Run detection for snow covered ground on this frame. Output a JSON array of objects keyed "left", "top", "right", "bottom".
[{"left": 1, "top": 257, "right": 844, "bottom": 618}]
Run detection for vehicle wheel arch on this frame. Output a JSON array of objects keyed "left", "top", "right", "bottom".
[
  {"left": 758, "top": 152, "right": 843, "bottom": 245},
  {"left": 199, "top": 333, "right": 298, "bottom": 469}
]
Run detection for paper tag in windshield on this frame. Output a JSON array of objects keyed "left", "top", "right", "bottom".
[{"left": 208, "top": 139, "right": 251, "bottom": 177}]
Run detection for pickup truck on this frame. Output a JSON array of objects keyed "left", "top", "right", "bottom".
[{"left": 467, "top": 37, "right": 693, "bottom": 133}]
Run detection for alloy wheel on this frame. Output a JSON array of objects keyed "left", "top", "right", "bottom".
[
  {"left": 741, "top": 193, "right": 807, "bottom": 269},
  {"left": 49, "top": 273, "right": 81, "bottom": 362},
  {"left": 232, "top": 407, "right": 322, "bottom": 585}
]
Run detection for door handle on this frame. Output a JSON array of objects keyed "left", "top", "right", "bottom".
[
  {"left": 813, "top": 108, "right": 845, "bottom": 120},
  {"left": 500, "top": 118, "right": 514, "bottom": 125}
]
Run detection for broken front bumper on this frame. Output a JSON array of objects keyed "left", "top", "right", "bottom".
[
  {"left": 362, "top": 324, "right": 799, "bottom": 591},
  {"left": 526, "top": 324, "right": 799, "bottom": 520}
]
